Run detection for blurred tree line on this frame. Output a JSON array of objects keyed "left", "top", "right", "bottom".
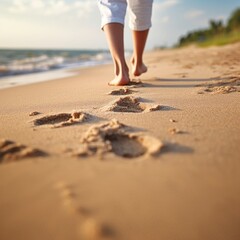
[{"left": 178, "top": 8, "right": 240, "bottom": 46}]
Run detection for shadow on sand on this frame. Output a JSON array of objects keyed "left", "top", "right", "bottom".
[
  {"left": 162, "top": 142, "right": 194, "bottom": 155},
  {"left": 139, "top": 77, "right": 231, "bottom": 89}
]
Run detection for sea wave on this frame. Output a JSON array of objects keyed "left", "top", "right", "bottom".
[{"left": 0, "top": 49, "right": 112, "bottom": 77}]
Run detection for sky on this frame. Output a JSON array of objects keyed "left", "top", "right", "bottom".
[{"left": 0, "top": 0, "right": 239, "bottom": 50}]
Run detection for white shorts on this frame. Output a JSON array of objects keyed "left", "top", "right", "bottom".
[{"left": 98, "top": 0, "right": 153, "bottom": 31}]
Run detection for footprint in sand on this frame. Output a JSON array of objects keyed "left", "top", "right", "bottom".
[
  {"left": 80, "top": 218, "right": 114, "bottom": 240},
  {"left": 197, "top": 76, "right": 240, "bottom": 94},
  {"left": 104, "top": 96, "right": 162, "bottom": 113},
  {"left": 108, "top": 87, "right": 136, "bottom": 95},
  {"left": 0, "top": 139, "right": 46, "bottom": 163},
  {"left": 72, "top": 119, "right": 164, "bottom": 159},
  {"left": 54, "top": 181, "right": 97, "bottom": 218},
  {"left": 54, "top": 181, "right": 115, "bottom": 239},
  {"left": 32, "top": 111, "right": 89, "bottom": 128},
  {"left": 54, "top": 181, "right": 80, "bottom": 213},
  {"left": 128, "top": 79, "right": 144, "bottom": 88},
  {"left": 199, "top": 86, "right": 238, "bottom": 94}
]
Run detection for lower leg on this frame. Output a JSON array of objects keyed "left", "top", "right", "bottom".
[
  {"left": 103, "top": 23, "right": 130, "bottom": 86},
  {"left": 131, "top": 29, "right": 149, "bottom": 76}
]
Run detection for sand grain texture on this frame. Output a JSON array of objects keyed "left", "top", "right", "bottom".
[
  {"left": 0, "top": 43, "right": 240, "bottom": 240},
  {"left": 73, "top": 119, "right": 163, "bottom": 158}
]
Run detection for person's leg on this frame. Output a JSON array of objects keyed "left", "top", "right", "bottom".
[
  {"left": 98, "top": 0, "right": 130, "bottom": 85},
  {"left": 128, "top": 0, "right": 153, "bottom": 76},
  {"left": 131, "top": 29, "right": 149, "bottom": 76},
  {"left": 103, "top": 23, "right": 130, "bottom": 86}
]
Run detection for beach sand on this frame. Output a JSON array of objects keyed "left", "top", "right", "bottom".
[{"left": 0, "top": 43, "right": 240, "bottom": 240}]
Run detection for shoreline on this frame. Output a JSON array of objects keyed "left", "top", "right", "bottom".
[
  {"left": 0, "top": 47, "right": 115, "bottom": 90},
  {"left": 0, "top": 68, "right": 76, "bottom": 90},
  {"left": 0, "top": 62, "right": 112, "bottom": 90}
]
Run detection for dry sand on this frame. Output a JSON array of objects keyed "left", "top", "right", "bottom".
[{"left": 0, "top": 43, "right": 240, "bottom": 240}]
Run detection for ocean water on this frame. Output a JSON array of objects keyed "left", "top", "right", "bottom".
[
  {"left": 0, "top": 48, "right": 113, "bottom": 89},
  {"left": 0, "top": 48, "right": 112, "bottom": 77}
]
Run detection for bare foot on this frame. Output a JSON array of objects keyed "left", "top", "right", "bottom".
[
  {"left": 131, "top": 57, "right": 148, "bottom": 77},
  {"left": 108, "top": 75, "right": 130, "bottom": 86}
]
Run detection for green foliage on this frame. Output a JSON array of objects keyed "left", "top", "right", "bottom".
[
  {"left": 177, "top": 8, "right": 240, "bottom": 47},
  {"left": 227, "top": 8, "right": 240, "bottom": 31},
  {"left": 198, "top": 31, "right": 240, "bottom": 47}
]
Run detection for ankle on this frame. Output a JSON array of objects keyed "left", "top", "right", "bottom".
[
  {"left": 131, "top": 59, "right": 147, "bottom": 77},
  {"left": 115, "top": 58, "right": 128, "bottom": 71},
  {"left": 131, "top": 56, "right": 143, "bottom": 66}
]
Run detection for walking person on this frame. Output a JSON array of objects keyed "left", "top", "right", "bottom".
[{"left": 98, "top": 0, "right": 153, "bottom": 86}]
